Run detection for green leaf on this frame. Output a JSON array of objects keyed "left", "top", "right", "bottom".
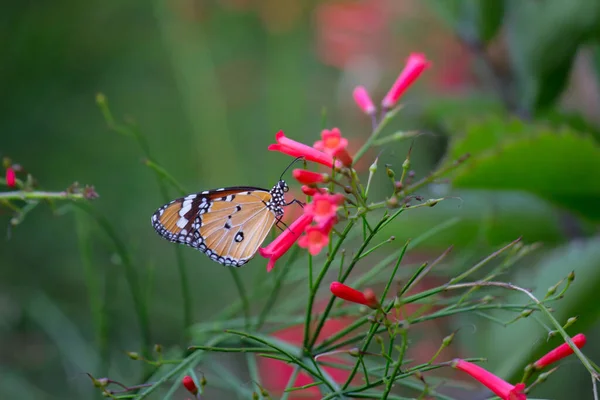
[
  {"left": 426, "top": 0, "right": 504, "bottom": 43},
  {"left": 505, "top": 0, "right": 600, "bottom": 111},
  {"left": 458, "top": 0, "right": 505, "bottom": 43},
  {"left": 475, "top": 236, "right": 600, "bottom": 382},
  {"left": 452, "top": 127, "right": 600, "bottom": 221}
]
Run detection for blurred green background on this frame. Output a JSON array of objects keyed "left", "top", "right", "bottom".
[{"left": 2, "top": 0, "right": 600, "bottom": 399}]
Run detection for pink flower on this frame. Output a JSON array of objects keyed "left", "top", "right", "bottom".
[
  {"left": 298, "top": 224, "right": 331, "bottom": 255},
  {"left": 452, "top": 359, "right": 526, "bottom": 400},
  {"left": 330, "top": 282, "right": 379, "bottom": 309},
  {"left": 534, "top": 333, "right": 586, "bottom": 369},
  {"left": 5, "top": 167, "right": 16, "bottom": 188},
  {"left": 259, "top": 213, "right": 313, "bottom": 272},
  {"left": 313, "top": 128, "right": 353, "bottom": 167},
  {"left": 268, "top": 131, "right": 335, "bottom": 168},
  {"left": 382, "top": 53, "right": 430, "bottom": 109},
  {"left": 292, "top": 169, "right": 326, "bottom": 185},
  {"left": 304, "top": 192, "right": 344, "bottom": 225},
  {"left": 182, "top": 375, "right": 198, "bottom": 395},
  {"left": 352, "top": 86, "right": 376, "bottom": 115},
  {"left": 301, "top": 185, "right": 327, "bottom": 197}
]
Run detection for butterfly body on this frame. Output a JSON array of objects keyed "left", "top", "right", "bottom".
[{"left": 151, "top": 181, "right": 289, "bottom": 267}]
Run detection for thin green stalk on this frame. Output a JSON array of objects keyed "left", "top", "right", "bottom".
[
  {"left": 398, "top": 153, "right": 470, "bottom": 197},
  {"left": 303, "top": 221, "right": 356, "bottom": 350},
  {"left": 380, "top": 330, "right": 408, "bottom": 399},
  {"left": 381, "top": 241, "right": 409, "bottom": 300},
  {"left": 246, "top": 354, "right": 263, "bottom": 398},
  {"left": 225, "top": 330, "right": 336, "bottom": 392},
  {"left": 353, "top": 105, "right": 404, "bottom": 165},
  {"left": 229, "top": 269, "right": 250, "bottom": 331},
  {"left": 73, "top": 202, "right": 152, "bottom": 358},
  {"left": 143, "top": 159, "right": 188, "bottom": 196},
  {"left": 308, "top": 217, "right": 389, "bottom": 350},
  {"left": 188, "top": 346, "right": 277, "bottom": 353},
  {"left": 75, "top": 211, "right": 109, "bottom": 373},
  {"left": 447, "top": 281, "right": 599, "bottom": 379},
  {"left": 98, "top": 96, "right": 193, "bottom": 336},
  {"left": 280, "top": 366, "right": 301, "bottom": 400},
  {"left": 256, "top": 246, "right": 300, "bottom": 330},
  {"left": 358, "top": 236, "right": 395, "bottom": 260},
  {"left": 137, "top": 334, "right": 228, "bottom": 399},
  {"left": 0, "top": 190, "right": 88, "bottom": 201},
  {"left": 400, "top": 245, "right": 453, "bottom": 297}
]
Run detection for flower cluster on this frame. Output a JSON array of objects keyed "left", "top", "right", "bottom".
[{"left": 261, "top": 129, "right": 352, "bottom": 270}]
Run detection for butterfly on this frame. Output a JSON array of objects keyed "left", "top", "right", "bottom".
[{"left": 151, "top": 180, "right": 294, "bottom": 267}]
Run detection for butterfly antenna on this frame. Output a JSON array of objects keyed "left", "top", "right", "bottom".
[{"left": 279, "top": 156, "right": 305, "bottom": 181}]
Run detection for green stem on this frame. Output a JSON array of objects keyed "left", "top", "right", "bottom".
[
  {"left": 0, "top": 190, "right": 87, "bottom": 201},
  {"left": 353, "top": 105, "right": 404, "bottom": 165},
  {"left": 303, "top": 221, "right": 356, "bottom": 350},
  {"left": 229, "top": 269, "right": 250, "bottom": 331},
  {"left": 308, "top": 216, "right": 388, "bottom": 350},
  {"left": 74, "top": 202, "right": 152, "bottom": 358}
]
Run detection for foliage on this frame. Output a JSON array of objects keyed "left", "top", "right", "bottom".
[{"left": 3, "top": 1, "right": 600, "bottom": 399}]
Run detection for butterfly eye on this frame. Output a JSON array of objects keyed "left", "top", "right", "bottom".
[{"left": 278, "top": 180, "right": 289, "bottom": 193}]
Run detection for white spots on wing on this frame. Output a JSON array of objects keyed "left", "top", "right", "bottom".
[
  {"left": 176, "top": 217, "right": 189, "bottom": 229},
  {"left": 180, "top": 195, "right": 196, "bottom": 217}
]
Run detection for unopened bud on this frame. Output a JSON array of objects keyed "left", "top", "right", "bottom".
[
  {"left": 402, "top": 158, "right": 411, "bottom": 170},
  {"left": 545, "top": 283, "right": 560, "bottom": 298},
  {"left": 481, "top": 295, "right": 494, "bottom": 303},
  {"left": 154, "top": 344, "right": 163, "bottom": 353},
  {"left": 369, "top": 159, "right": 378, "bottom": 174},
  {"left": 568, "top": 271, "right": 575, "bottom": 282},
  {"left": 521, "top": 309, "right": 533, "bottom": 318},
  {"left": 126, "top": 352, "right": 140, "bottom": 360},
  {"left": 386, "top": 196, "right": 399, "bottom": 208},
  {"left": 385, "top": 164, "right": 395, "bottom": 178},
  {"left": 564, "top": 316, "right": 578, "bottom": 329},
  {"left": 394, "top": 181, "right": 403, "bottom": 193},
  {"left": 442, "top": 332, "right": 455, "bottom": 346},
  {"left": 344, "top": 185, "right": 352, "bottom": 194},
  {"left": 348, "top": 348, "right": 361, "bottom": 357}
]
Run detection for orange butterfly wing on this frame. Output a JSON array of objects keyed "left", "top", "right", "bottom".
[{"left": 151, "top": 187, "right": 279, "bottom": 267}]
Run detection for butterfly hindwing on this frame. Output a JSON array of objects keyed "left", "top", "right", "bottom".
[{"left": 151, "top": 184, "right": 286, "bottom": 267}]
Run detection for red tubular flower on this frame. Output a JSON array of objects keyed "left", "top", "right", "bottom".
[
  {"left": 382, "top": 53, "right": 430, "bottom": 109},
  {"left": 5, "top": 167, "right": 16, "bottom": 188},
  {"left": 259, "top": 213, "right": 314, "bottom": 272},
  {"left": 292, "top": 169, "right": 326, "bottom": 185},
  {"left": 298, "top": 224, "right": 331, "bottom": 255},
  {"left": 182, "top": 375, "right": 198, "bottom": 395},
  {"left": 268, "top": 130, "right": 335, "bottom": 168},
  {"left": 301, "top": 185, "right": 327, "bottom": 197},
  {"left": 330, "top": 282, "right": 379, "bottom": 309},
  {"left": 534, "top": 333, "right": 586, "bottom": 369},
  {"left": 352, "top": 86, "right": 376, "bottom": 115},
  {"left": 313, "top": 128, "right": 353, "bottom": 167},
  {"left": 304, "top": 192, "right": 344, "bottom": 225},
  {"left": 452, "top": 359, "right": 526, "bottom": 400}
]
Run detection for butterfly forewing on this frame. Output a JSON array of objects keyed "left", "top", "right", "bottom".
[{"left": 151, "top": 184, "right": 286, "bottom": 267}]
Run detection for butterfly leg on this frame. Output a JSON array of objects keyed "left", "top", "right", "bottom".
[
  {"left": 275, "top": 216, "right": 290, "bottom": 232},
  {"left": 285, "top": 198, "right": 305, "bottom": 208}
]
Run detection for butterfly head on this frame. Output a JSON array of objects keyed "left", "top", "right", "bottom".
[{"left": 278, "top": 180, "right": 289, "bottom": 193}]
